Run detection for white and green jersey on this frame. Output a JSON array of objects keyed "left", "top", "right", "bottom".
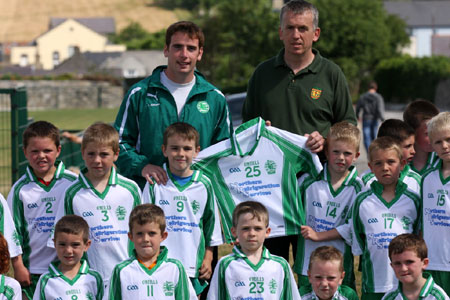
[
  {"left": 208, "top": 246, "right": 301, "bottom": 300},
  {"left": 361, "top": 164, "right": 421, "bottom": 196},
  {"left": 420, "top": 161, "right": 450, "bottom": 271},
  {"left": 33, "top": 260, "right": 104, "bottom": 300},
  {"left": 0, "top": 194, "right": 21, "bottom": 258},
  {"left": 0, "top": 275, "right": 21, "bottom": 300},
  {"left": 7, "top": 162, "right": 77, "bottom": 274},
  {"left": 59, "top": 168, "right": 141, "bottom": 282},
  {"left": 294, "top": 165, "right": 363, "bottom": 277},
  {"left": 300, "top": 284, "right": 359, "bottom": 300},
  {"left": 109, "top": 247, "right": 197, "bottom": 300},
  {"left": 192, "top": 117, "right": 322, "bottom": 242},
  {"left": 410, "top": 152, "right": 440, "bottom": 175},
  {"left": 352, "top": 181, "right": 420, "bottom": 293},
  {"left": 382, "top": 273, "right": 449, "bottom": 300},
  {"left": 142, "top": 166, "right": 223, "bottom": 277}
]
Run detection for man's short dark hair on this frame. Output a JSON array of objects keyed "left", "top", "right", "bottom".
[
  {"left": 280, "top": 0, "right": 319, "bottom": 29},
  {"left": 23, "top": 120, "right": 60, "bottom": 149},
  {"left": 403, "top": 99, "right": 439, "bottom": 130},
  {"left": 54, "top": 215, "right": 90, "bottom": 243},
  {"left": 165, "top": 21, "right": 205, "bottom": 49}
]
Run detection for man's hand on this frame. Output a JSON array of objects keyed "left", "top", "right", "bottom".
[
  {"left": 304, "top": 131, "right": 324, "bottom": 153},
  {"left": 11, "top": 255, "right": 31, "bottom": 287},
  {"left": 199, "top": 247, "right": 214, "bottom": 280},
  {"left": 300, "top": 225, "right": 321, "bottom": 241},
  {"left": 141, "top": 164, "right": 168, "bottom": 185}
]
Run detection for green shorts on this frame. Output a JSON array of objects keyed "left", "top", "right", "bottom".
[
  {"left": 361, "top": 292, "right": 384, "bottom": 300},
  {"left": 22, "top": 273, "right": 41, "bottom": 300},
  {"left": 190, "top": 277, "right": 208, "bottom": 295},
  {"left": 427, "top": 270, "right": 450, "bottom": 296}
]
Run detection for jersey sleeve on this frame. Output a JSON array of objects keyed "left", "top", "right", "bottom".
[
  {"left": 108, "top": 264, "right": 122, "bottom": 300},
  {"left": 202, "top": 179, "right": 223, "bottom": 247},
  {"left": 32, "top": 274, "right": 45, "bottom": 300},
  {"left": 173, "top": 260, "right": 197, "bottom": 300},
  {"left": 0, "top": 194, "right": 22, "bottom": 257},
  {"left": 285, "top": 262, "right": 302, "bottom": 300},
  {"left": 142, "top": 182, "right": 156, "bottom": 205},
  {"left": 206, "top": 258, "right": 221, "bottom": 300},
  {"left": 210, "top": 89, "right": 233, "bottom": 145},
  {"left": 114, "top": 86, "right": 150, "bottom": 178},
  {"left": 6, "top": 184, "right": 26, "bottom": 250}
]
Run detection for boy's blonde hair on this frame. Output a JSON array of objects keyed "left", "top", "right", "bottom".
[
  {"left": 81, "top": 122, "right": 119, "bottom": 153},
  {"left": 129, "top": 204, "right": 166, "bottom": 234},
  {"left": 163, "top": 122, "right": 200, "bottom": 148},
  {"left": 368, "top": 136, "right": 403, "bottom": 162},
  {"left": 388, "top": 233, "right": 427, "bottom": 261},
  {"left": 232, "top": 201, "right": 269, "bottom": 228},
  {"left": 54, "top": 215, "right": 90, "bottom": 243},
  {"left": 326, "top": 121, "right": 361, "bottom": 152},
  {"left": 23, "top": 120, "right": 60, "bottom": 149},
  {"left": 308, "top": 246, "right": 344, "bottom": 272},
  {"left": 427, "top": 112, "right": 450, "bottom": 143}
]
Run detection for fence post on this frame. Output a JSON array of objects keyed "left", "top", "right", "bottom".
[{"left": 10, "top": 87, "right": 28, "bottom": 182}]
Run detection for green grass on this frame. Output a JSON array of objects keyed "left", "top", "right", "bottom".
[{"left": 29, "top": 108, "right": 120, "bottom": 131}]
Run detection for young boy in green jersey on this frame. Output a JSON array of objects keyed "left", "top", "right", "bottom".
[
  {"left": 8, "top": 121, "right": 77, "bottom": 299},
  {"left": 383, "top": 234, "right": 449, "bottom": 300},
  {"left": 54, "top": 122, "right": 141, "bottom": 295},
  {"left": 302, "top": 137, "right": 420, "bottom": 300},
  {"left": 403, "top": 100, "right": 439, "bottom": 175},
  {"left": 34, "top": 215, "right": 103, "bottom": 300},
  {"left": 109, "top": 204, "right": 197, "bottom": 299},
  {"left": 361, "top": 119, "right": 421, "bottom": 196},
  {"left": 208, "top": 201, "right": 301, "bottom": 300},
  {"left": 420, "top": 112, "right": 450, "bottom": 296},
  {"left": 142, "top": 122, "right": 222, "bottom": 297},
  {"left": 300, "top": 246, "right": 358, "bottom": 300},
  {"left": 295, "top": 122, "right": 362, "bottom": 290}
]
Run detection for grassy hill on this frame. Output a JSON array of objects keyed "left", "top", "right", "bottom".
[{"left": 0, "top": 0, "right": 182, "bottom": 42}]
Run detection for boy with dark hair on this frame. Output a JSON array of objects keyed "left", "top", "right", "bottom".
[
  {"left": 362, "top": 119, "right": 421, "bottom": 196},
  {"left": 208, "top": 201, "right": 301, "bottom": 300},
  {"left": 55, "top": 122, "right": 141, "bottom": 294},
  {"left": 295, "top": 122, "right": 362, "bottom": 289},
  {"left": 420, "top": 112, "right": 450, "bottom": 295},
  {"left": 34, "top": 215, "right": 103, "bottom": 299},
  {"left": 143, "top": 122, "right": 222, "bottom": 296},
  {"left": 403, "top": 100, "right": 439, "bottom": 175},
  {"left": 109, "top": 204, "right": 196, "bottom": 299},
  {"left": 382, "top": 234, "right": 449, "bottom": 300},
  {"left": 300, "top": 246, "right": 358, "bottom": 300},
  {"left": 302, "top": 137, "right": 420, "bottom": 300},
  {"left": 8, "top": 120, "right": 77, "bottom": 299}
]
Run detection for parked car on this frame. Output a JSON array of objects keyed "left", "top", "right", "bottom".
[{"left": 226, "top": 92, "right": 246, "bottom": 128}]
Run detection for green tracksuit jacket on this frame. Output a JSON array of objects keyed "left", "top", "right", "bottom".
[{"left": 114, "top": 66, "right": 233, "bottom": 188}]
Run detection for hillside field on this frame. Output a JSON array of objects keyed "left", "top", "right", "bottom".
[{"left": 0, "top": 0, "right": 182, "bottom": 42}]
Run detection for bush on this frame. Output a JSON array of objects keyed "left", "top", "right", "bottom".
[{"left": 374, "top": 55, "right": 450, "bottom": 103}]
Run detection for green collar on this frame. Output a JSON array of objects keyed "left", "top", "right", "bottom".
[
  {"left": 321, "top": 164, "right": 358, "bottom": 196},
  {"left": 78, "top": 167, "right": 118, "bottom": 199},
  {"left": 231, "top": 117, "right": 265, "bottom": 157},
  {"left": 397, "top": 272, "right": 435, "bottom": 299},
  {"left": 164, "top": 164, "right": 201, "bottom": 191},
  {"left": 274, "top": 48, "right": 322, "bottom": 74},
  {"left": 232, "top": 245, "right": 271, "bottom": 271},
  {"left": 370, "top": 180, "right": 408, "bottom": 208},
  {"left": 133, "top": 246, "right": 169, "bottom": 276},
  {"left": 48, "top": 259, "right": 90, "bottom": 285},
  {"left": 25, "top": 161, "right": 66, "bottom": 191}
]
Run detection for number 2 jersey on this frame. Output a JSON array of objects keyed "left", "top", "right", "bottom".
[
  {"left": 352, "top": 181, "right": 419, "bottom": 293},
  {"left": 421, "top": 161, "right": 450, "bottom": 272},
  {"left": 7, "top": 162, "right": 76, "bottom": 274},
  {"left": 192, "top": 117, "right": 322, "bottom": 242},
  {"left": 57, "top": 167, "right": 141, "bottom": 282},
  {"left": 207, "top": 246, "right": 301, "bottom": 300}
]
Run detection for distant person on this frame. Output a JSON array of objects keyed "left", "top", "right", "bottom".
[
  {"left": 114, "top": 21, "right": 232, "bottom": 189},
  {"left": 242, "top": 0, "right": 356, "bottom": 260},
  {"left": 355, "top": 81, "right": 385, "bottom": 152}
]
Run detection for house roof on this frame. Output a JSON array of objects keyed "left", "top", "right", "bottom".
[
  {"left": 384, "top": 1, "right": 450, "bottom": 28},
  {"left": 49, "top": 17, "right": 116, "bottom": 35},
  {"left": 100, "top": 51, "right": 166, "bottom": 75}
]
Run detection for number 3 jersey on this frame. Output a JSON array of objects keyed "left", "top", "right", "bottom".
[
  {"left": 142, "top": 167, "right": 223, "bottom": 278},
  {"left": 351, "top": 181, "right": 419, "bottom": 293},
  {"left": 7, "top": 162, "right": 77, "bottom": 274},
  {"left": 58, "top": 168, "right": 142, "bottom": 282},
  {"left": 192, "top": 117, "right": 322, "bottom": 242},
  {"left": 421, "top": 162, "right": 450, "bottom": 272},
  {"left": 207, "top": 246, "right": 301, "bottom": 300}
]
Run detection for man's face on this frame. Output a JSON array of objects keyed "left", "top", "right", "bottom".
[
  {"left": 279, "top": 10, "right": 320, "bottom": 59},
  {"left": 164, "top": 32, "right": 203, "bottom": 83}
]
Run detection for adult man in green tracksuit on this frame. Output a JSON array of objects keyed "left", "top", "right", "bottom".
[{"left": 114, "top": 21, "right": 232, "bottom": 189}]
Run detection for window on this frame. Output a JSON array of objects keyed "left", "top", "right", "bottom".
[
  {"left": 68, "top": 46, "right": 76, "bottom": 57},
  {"left": 19, "top": 54, "right": 28, "bottom": 67},
  {"left": 52, "top": 51, "right": 60, "bottom": 67}
]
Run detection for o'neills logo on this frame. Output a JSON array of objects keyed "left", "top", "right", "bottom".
[{"left": 311, "top": 87, "right": 322, "bottom": 100}]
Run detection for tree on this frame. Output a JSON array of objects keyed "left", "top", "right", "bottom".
[
  {"left": 198, "top": 0, "right": 281, "bottom": 92},
  {"left": 110, "top": 22, "right": 165, "bottom": 50},
  {"left": 311, "top": 0, "right": 409, "bottom": 93}
]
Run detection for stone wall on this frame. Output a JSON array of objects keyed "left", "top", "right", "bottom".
[{"left": 0, "top": 80, "right": 123, "bottom": 110}]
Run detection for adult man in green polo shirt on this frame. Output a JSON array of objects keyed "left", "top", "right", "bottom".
[{"left": 242, "top": 0, "right": 356, "bottom": 261}]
